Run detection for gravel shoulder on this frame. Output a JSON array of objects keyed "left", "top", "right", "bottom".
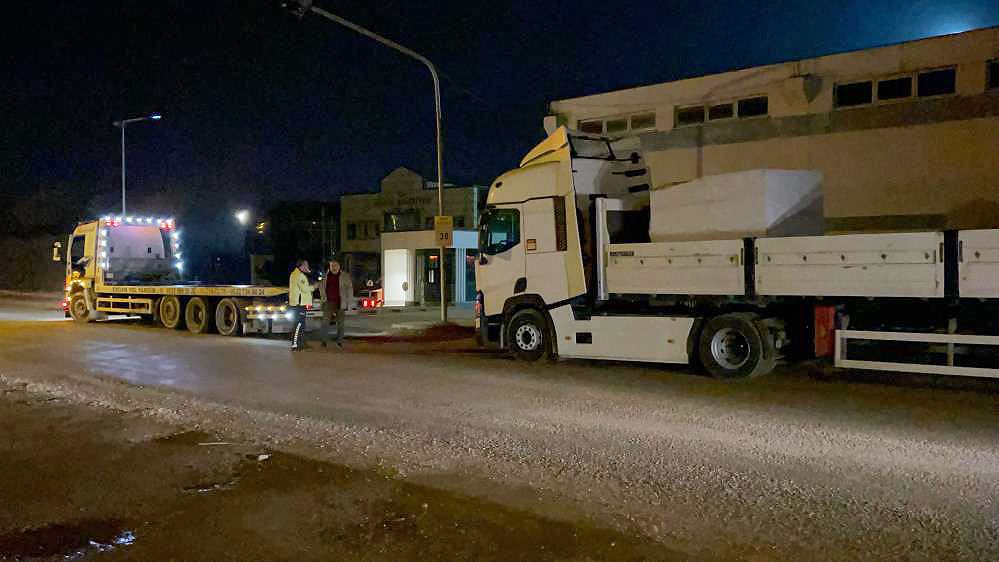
[{"left": 0, "top": 381, "right": 683, "bottom": 561}]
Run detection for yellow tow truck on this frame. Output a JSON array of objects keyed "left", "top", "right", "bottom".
[{"left": 55, "top": 215, "right": 320, "bottom": 336}]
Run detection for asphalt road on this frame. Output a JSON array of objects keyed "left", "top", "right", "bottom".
[{"left": 1, "top": 297, "right": 997, "bottom": 561}]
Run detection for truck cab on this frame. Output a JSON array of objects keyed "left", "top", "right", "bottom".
[
  {"left": 475, "top": 127, "right": 653, "bottom": 359},
  {"left": 61, "top": 216, "right": 181, "bottom": 321}
]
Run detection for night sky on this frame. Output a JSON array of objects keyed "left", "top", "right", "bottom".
[{"left": 3, "top": 0, "right": 998, "bottom": 245}]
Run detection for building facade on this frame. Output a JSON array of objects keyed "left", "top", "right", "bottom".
[
  {"left": 547, "top": 27, "right": 999, "bottom": 232},
  {"left": 340, "top": 167, "right": 485, "bottom": 304}
]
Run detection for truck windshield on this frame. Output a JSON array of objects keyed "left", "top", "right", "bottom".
[{"left": 479, "top": 209, "right": 520, "bottom": 255}]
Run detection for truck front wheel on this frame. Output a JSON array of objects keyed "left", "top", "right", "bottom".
[
  {"left": 698, "top": 313, "right": 776, "bottom": 379},
  {"left": 159, "top": 295, "right": 184, "bottom": 329},
  {"left": 69, "top": 294, "right": 92, "bottom": 323},
  {"left": 506, "top": 309, "right": 551, "bottom": 362}
]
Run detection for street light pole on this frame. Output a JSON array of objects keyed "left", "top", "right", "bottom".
[
  {"left": 290, "top": 2, "right": 448, "bottom": 323},
  {"left": 120, "top": 125, "right": 126, "bottom": 215},
  {"left": 112, "top": 113, "right": 162, "bottom": 216}
]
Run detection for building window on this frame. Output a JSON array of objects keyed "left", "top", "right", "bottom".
[
  {"left": 708, "top": 103, "right": 734, "bottom": 120},
  {"left": 675, "top": 105, "right": 705, "bottom": 126},
  {"left": 605, "top": 118, "right": 628, "bottom": 134},
  {"left": 917, "top": 67, "right": 956, "bottom": 97},
  {"left": 425, "top": 217, "right": 434, "bottom": 229},
  {"left": 737, "top": 96, "right": 768, "bottom": 118},
  {"left": 835, "top": 81, "right": 873, "bottom": 107},
  {"left": 384, "top": 209, "right": 420, "bottom": 232},
  {"left": 629, "top": 112, "right": 655, "bottom": 130},
  {"left": 347, "top": 223, "right": 357, "bottom": 240},
  {"left": 877, "top": 76, "right": 912, "bottom": 100},
  {"left": 989, "top": 60, "right": 999, "bottom": 90},
  {"left": 579, "top": 112, "right": 656, "bottom": 134}
]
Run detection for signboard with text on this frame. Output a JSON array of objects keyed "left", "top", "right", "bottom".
[{"left": 434, "top": 215, "right": 453, "bottom": 247}]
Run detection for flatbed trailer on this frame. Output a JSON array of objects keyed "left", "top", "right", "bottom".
[
  {"left": 474, "top": 128, "right": 999, "bottom": 379},
  {"left": 58, "top": 216, "right": 320, "bottom": 336}
]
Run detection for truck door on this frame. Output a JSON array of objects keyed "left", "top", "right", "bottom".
[
  {"left": 68, "top": 223, "right": 97, "bottom": 280},
  {"left": 476, "top": 206, "right": 525, "bottom": 316}
]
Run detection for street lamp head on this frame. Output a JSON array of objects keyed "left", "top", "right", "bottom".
[
  {"left": 280, "top": 0, "right": 313, "bottom": 19},
  {"left": 235, "top": 210, "right": 250, "bottom": 225}
]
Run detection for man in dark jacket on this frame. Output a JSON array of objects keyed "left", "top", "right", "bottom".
[{"left": 320, "top": 259, "right": 353, "bottom": 348}]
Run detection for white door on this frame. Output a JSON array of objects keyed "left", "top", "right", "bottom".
[{"left": 475, "top": 205, "right": 525, "bottom": 316}]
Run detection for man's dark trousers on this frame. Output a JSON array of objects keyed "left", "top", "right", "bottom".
[{"left": 290, "top": 305, "right": 308, "bottom": 350}]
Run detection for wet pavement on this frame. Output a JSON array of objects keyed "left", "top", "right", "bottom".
[{"left": 1, "top": 296, "right": 998, "bottom": 560}]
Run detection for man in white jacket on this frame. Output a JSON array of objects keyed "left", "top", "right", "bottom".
[{"left": 288, "top": 259, "right": 317, "bottom": 351}]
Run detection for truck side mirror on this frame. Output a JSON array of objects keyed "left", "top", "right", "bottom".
[
  {"left": 479, "top": 255, "right": 488, "bottom": 266},
  {"left": 52, "top": 241, "right": 62, "bottom": 262},
  {"left": 630, "top": 152, "right": 640, "bottom": 164}
]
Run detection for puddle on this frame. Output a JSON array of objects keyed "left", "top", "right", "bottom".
[
  {"left": 152, "top": 430, "right": 219, "bottom": 446},
  {"left": 182, "top": 477, "right": 242, "bottom": 493},
  {"left": 0, "top": 519, "right": 135, "bottom": 559}
]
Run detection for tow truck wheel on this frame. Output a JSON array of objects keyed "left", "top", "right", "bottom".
[
  {"left": 215, "top": 298, "right": 243, "bottom": 337},
  {"left": 506, "top": 308, "right": 550, "bottom": 362},
  {"left": 698, "top": 313, "right": 776, "bottom": 379},
  {"left": 185, "top": 297, "right": 213, "bottom": 334},
  {"left": 159, "top": 295, "right": 183, "bottom": 330},
  {"left": 69, "top": 294, "right": 92, "bottom": 323}
]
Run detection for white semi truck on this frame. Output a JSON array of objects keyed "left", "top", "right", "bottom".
[
  {"left": 474, "top": 127, "right": 999, "bottom": 379},
  {"left": 55, "top": 216, "right": 319, "bottom": 335}
]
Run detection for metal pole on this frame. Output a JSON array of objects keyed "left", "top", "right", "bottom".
[
  {"left": 120, "top": 124, "right": 126, "bottom": 215},
  {"left": 307, "top": 4, "right": 447, "bottom": 323}
]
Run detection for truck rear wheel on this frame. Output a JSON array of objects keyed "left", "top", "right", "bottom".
[
  {"left": 159, "top": 295, "right": 183, "bottom": 329},
  {"left": 215, "top": 298, "right": 243, "bottom": 337},
  {"left": 69, "top": 294, "right": 92, "bottom": 323},
  {"left": 506, "top": 309, "right": 551, "bottom": 362},
  {"left": 185, "top": 297, "right": 213, "bottom": 334},
  {"left": 698, "top": 313, "right": 776, "bottom": 379}
]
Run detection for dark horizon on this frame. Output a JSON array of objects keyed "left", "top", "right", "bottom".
[{"left": 4, "top": 0, "right": 998, "bottom": 246}]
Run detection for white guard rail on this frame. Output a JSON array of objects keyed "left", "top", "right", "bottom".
[{"left": 835, "top": 330, "right": 999, "bottom": 379}]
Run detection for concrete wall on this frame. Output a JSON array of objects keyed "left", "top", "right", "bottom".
[{"left": 549, "top": 27, "right": 999, "bottom": 230}]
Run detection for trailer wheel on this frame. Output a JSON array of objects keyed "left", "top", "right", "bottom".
[
  {"left": 698, "top": 314, "right": 776, "bottom": 379},
  {"left": 185, "top": 297, "right": 213, "bottom": 334},
  {"left": 215, "top": 298, "right": 243, "bottom": 337},
  {"left": 69, "top": 294, "right": 92, "bottom": 323},
  {"left": 159, "top": 295, "right": 184, "bottom": 329},
  {"left": 507, "top": 308, "right": 550, "bottom": 362}
]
